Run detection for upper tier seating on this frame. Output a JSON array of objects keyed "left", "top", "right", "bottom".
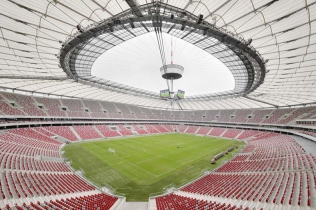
[
  {"left": 161, "top": 110, "right": 171, "bottom": 120},
  {"left": 82, "top": 100, "right": 108, "bottom": 118},
  {"left": 181, "top": 111, "right": 193, "bottom": 121},
  {"left": 139, "top": 107, "right": 155, "bottom": 119},
  {"left": 151, "top": 110, "right": 164, "bottom": 119},
  {"left": 204, "top": 110, "right": 220, "bottom": 121},
  {"left": 61, "top": 99, "right": 90, "bottom": 118},
  {"left": 99, "top": 101, "right": 121, "bottom": 118},
  {"left": 171, "top": 111, "right": 182, "bottom": 120},
  {"left": 128, "top": 104, "right": 146, "bottom": 119},
  {"left": 191, "top": 111, "right": 206, "bottom": 121},
  {"left": 276, "top": 106, "right": 315, "bottom": 124},
  {"left": 0, "top": 95, "right": 26, "bottom": 116},
  {"left": 1, "top": 92, "right": 316, "bottom": 126},
  {"left": 217, "top": 110, "right": 235, "bottom": 122},
  {"left": 34, "top": 97, "right": 66, "bottom": 117},
  {"left": 230, "top": 109, "right": 253, "bottom": 123},
  {"left": 301, "top": 109, "right": 316, "bottom": 119},
  {"left": 261, "top": 108, "right": 294, "bottom": 124},
  {"left": 247, "top": 109, "right": 273, "bottom": 124},
  {"left": 1, "top": 92, "right": 46, "bottom": 116},
  {"left": 115, "top": 103, "right": 135, "bottom": 119}
]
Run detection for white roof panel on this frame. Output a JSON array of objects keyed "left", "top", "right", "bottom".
[{"left": 0, "top": 0, "right": 315, "bottom": 110}]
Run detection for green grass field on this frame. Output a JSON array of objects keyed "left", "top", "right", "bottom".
[{"left": 63, "top": 133, "right": 244, "bottom": 201}]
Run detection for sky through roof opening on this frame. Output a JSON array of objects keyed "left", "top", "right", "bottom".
[{"left": 92, "top": 32, "right": 235, "bottom": 96}]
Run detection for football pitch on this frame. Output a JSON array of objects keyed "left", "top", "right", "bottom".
[{"left": 63, "top": 133, "right": 244, "bottom": 201}]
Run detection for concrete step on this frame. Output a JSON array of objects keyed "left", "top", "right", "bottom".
[
  {"left": 284, "top": 172, "right": 294, "bottom": 204},
  {"left": 69, "top": 126, "right": 81, "bottom": 140},
  {"left": 93, "top": 125, "right": 105, "bottom": 138},
  {"left": 276, "top": 173, "right": 289, "bottom": 204},
  {"left": 301, "top": 172, "right": 307, "bottom": 206}
]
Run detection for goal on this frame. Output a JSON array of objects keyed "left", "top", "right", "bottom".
[{"left": 108, "top": 148, "right": 116, "bottom": 155}]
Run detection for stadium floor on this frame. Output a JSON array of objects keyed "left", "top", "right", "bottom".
[{"left": 63, "top": 133, "right": 244, "bottom": 201}]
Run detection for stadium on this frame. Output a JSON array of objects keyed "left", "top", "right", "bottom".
[{"left": 0, "top": 0, "right": 316, "bottom": 209}]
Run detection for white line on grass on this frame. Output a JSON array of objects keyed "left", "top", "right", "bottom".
[
  {"left": 154, "top": 142, "right": 234, "bottom": 177},
  {"left": 135, "top": 156, "right": 160, "bottom": 165},
  {"left": 123, "top": 137, "right": 235, "bottom": 177},
  {"left": 91, "top": 142, "right": 131, "bottom": 158},
  {"left": 87, "top": 144, "right": 141, "bottom": 177},
  {"left": 116, "top": 161, "right": 143, "bottom": 177},
  {"left": 115, "top": 154, "right": 159, "bottom": 177},
  {"left": 122, "top": 142, "right": 162, "bottom": 158},
  {"left": 122, "top": 144, "right": 146, "bottom": 152},
  {"left": 90, "top": 136, "right": 240, "bottom": 179},
  {"left": 92, "top": 142, "right": 159, "bottom": 177}
]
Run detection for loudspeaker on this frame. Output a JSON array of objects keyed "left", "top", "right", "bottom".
[
  {"left": 246, "top": 38, "right": 252, "bottom": 45},
  {"left": 197, "top": 14, "right": 203, "bottom": 24},
  {"left": 76, "top": 25, "right": 83, "bottom": 33}
]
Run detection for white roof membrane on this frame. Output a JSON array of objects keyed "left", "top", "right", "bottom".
[{"left": 0, "top": 0, "right": 315, "bottom": 110}]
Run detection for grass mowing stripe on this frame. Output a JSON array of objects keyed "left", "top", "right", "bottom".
[
  {"left": 91, "top": 143, "right": 157, "bottom": 177},
  {"left": 155, "top": 141, "right": 234, "bottom": 177},
  {"left": 63, "top": 133, "right": 244, "bottom": 201}
]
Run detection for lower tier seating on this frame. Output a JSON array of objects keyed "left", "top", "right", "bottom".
[
  {"left": 95, "top": 125, "right": 121, "bottom": 137},
  {"left": 43, "top": 126, "right": 79, "bottom": 141},
  {"left": 72, "top": 125, "right": 102, "bottom": 140},
  {"left": 1, "top": 124, "right": 315, "bottom": 210},
  {"left": 156, "top": 194, "right": 252, "bottom": 210},
  {"left": 117, "top": 125, "right": 133, "bottom": 135},
  {"left": 144, "top": 124, "right": 160, "bottom": 133},
  {"left": 1, "top": 172, "right": 94, "bottom": 199},
  {"left": 154, "top": 132, "right": 315, "bottom": 209},
  {"left": 0, "top": 126, "right": 121, "bottom": 209},
  {"left": 6, "top": 193, "right": 119, "bottom": 210}
]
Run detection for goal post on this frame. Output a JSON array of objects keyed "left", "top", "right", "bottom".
[{"left": 108, "top": 148, "right": 116, "bottom": 155}]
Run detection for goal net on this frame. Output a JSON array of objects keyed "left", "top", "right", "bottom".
[{"left": 108, "top": 148, "right": 116, "bottom": 155}]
